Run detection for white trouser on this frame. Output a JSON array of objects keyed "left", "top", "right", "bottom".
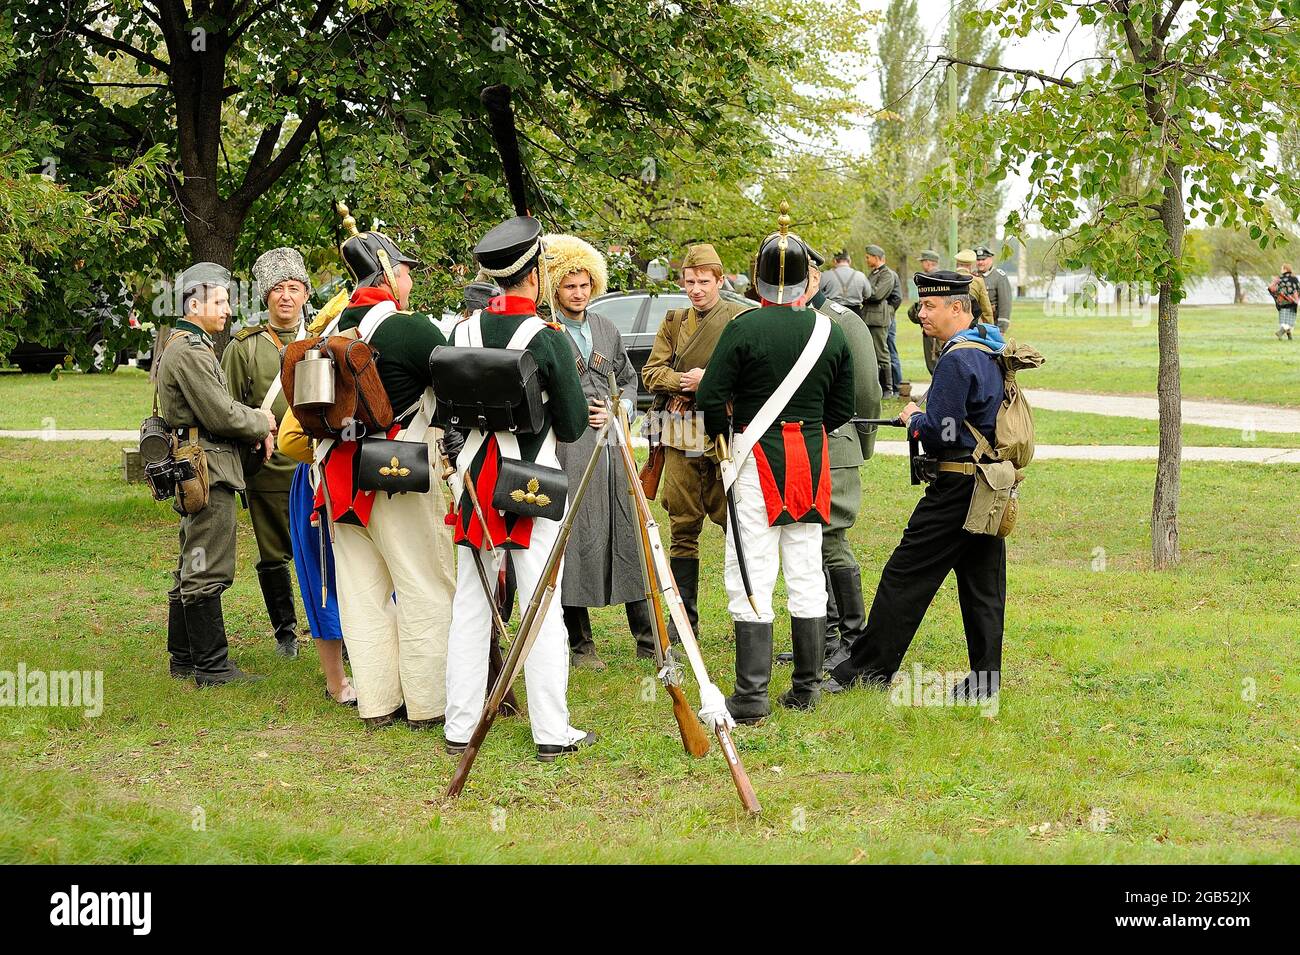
[
  {"left": 332, "top": 485, "right": 456, "bottom": 721},
  {"left": 724, "top": 456, "right": 827, "bottom": 623},
  {"left": 444, "top": 514, "right": 586, "bottom": 747}
]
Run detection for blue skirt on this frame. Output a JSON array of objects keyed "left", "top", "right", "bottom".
[{"left": 289, "top": 463, "right": 343, "bottom": 640}]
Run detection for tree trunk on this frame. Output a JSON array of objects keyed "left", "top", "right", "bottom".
[
  {"left": 1151, "top": 164, "right": 1184, "bottom": 569},
  {"left": 182, "top": 214, "right": 241, "bottom": 356},
  {"left": 1231, "top": 268, "right": 1243, "bottom": 304}
]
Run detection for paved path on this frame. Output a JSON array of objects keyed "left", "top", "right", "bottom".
[
  {"left": 4, "top": 429, "right": 1299, "bottom": 464},
  {"left": 874, "top": 441, "right": 1300, "bottom": 464},
  {"left": 908, "top": 383, "right": 1300, "bottom": 434}
]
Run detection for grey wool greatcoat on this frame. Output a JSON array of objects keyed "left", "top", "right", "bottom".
[{"left": 554, "top": 310, "right": 645, "bottom": 608}]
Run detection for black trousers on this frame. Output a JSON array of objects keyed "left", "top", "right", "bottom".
[{"left": 831, "top": 471, "right": 1005, "bottom": 686}]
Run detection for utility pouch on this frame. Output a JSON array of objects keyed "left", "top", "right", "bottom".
[
  {"left": 171, "top": 429, "right": 210, "bottom": 515},
  {"left": 962, "top": 460, "right": 1019, "bottom": 537}
]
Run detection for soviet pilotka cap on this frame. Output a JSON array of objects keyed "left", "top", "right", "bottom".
[
  {"left": 913, "top": 269, "right": 973, "bottom": 297},
  {"left": 682, "top": 243, "right": 724, "bottom": 271}
]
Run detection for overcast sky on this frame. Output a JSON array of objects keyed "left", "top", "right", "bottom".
[{"left": 835, "top": 0, "right": 1100, "bottom": 222}]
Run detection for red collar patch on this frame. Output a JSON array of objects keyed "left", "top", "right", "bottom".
[{"left": 487, "top": 294, "right": 538, "bottom": 316}]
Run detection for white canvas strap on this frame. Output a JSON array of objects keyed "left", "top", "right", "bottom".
[{"left": 722, "top": 311, "right": 832, "bottom": 491}]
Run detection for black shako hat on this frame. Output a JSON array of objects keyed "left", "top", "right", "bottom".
[
  {"left": 754, "top": 201, "right": 817, "bottom": 305},
  {"left": 473, "top": 215, "right": 543, "bottom": 280},
  {"left": 336, "top": 202, "right": 422, "bottom": 288},
  {"left": 914, "top": 269, "right": 974, "bottom": 297}
]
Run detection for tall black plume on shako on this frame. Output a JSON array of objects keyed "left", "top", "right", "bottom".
[
  {"left": 472, "top": 85, "right": 550, "bottom": 308},
  {"left": 480, "top": 84, "right": 531, "bottom": 218}
]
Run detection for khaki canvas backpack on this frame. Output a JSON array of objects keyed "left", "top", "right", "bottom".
[{"left": 946, "top": 338, "right": 1044, "bottom": 536}]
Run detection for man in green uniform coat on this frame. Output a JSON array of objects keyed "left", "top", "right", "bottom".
[
  {"left": 775, "top": 265, "right": 882, "bottom": 671},
  {"left": 641, "top": 243, "right": 752, "bottom": 638},
  {"left": 697, "top": 207, "right": 856, "bottom": 722},
  {"left": 220, "top": 247, "right": 311, "bottom": 658},
  {"left": 156, "top": 263, "right": 275, "bottom": 686}
]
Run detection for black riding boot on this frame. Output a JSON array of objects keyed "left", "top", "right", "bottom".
[
  {"left": 667, "top": 557, "right": 699, "bottom": 643},
  {"left": 824, "top": 565, "right": 865, "bottom": 672},
  {"left": 186, "top": 595, "right": 263, "bottom": 687},
  {"left": 167, "top": 599, "right": 193, "bottom": 678},
  {"left": 258, "top": 565, "right": 299, "bottom": 659},
  {"left": 564, "top": 605, "right": 605, "bottom": 670},
  {"left": 725, "top": 621, "right": 773, "bottom": 724},
  {"left": 779, "top": 568, "right": 836, "bottom": 666},
  {"left": 626, "top": 599, "right": 657, "bottom": 659},
  {"left": 779, "top": 616, "right": 827, "bottom": 710}
]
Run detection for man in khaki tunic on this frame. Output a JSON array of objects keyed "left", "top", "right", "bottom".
[
  {"left": 955, "top": 249, "right": 995, "bottom": 328},
  {"left": 641, "top": 243, "right": 752, "bottom": 636},
  {"left": 220, "top": 247, "right": 311, "bottom": 658}
]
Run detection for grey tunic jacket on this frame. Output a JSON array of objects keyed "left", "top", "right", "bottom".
[
  {"left": 554, "top": 310, "right": 644, "bottom": 608},
  {"left": 818, "top": 299, "right": 882, "bottom": 468},
  {"left": 155, "top": 324, "right": 270, "bottom": 490},
  {"left": 862, "top": 265, "right": 897, "bottom": 328}
]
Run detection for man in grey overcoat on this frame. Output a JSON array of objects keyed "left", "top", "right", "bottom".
[{"left": 544, "top": 234, "right": 656, "bottom": 669}]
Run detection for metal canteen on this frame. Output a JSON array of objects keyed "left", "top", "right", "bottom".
[{"left": 295, "top": 343, "right": 336, "bottom": 410}]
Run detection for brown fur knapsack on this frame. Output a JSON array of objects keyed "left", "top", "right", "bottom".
[{"left": 281, "top": 331, "right": 394, "bottom": 440}]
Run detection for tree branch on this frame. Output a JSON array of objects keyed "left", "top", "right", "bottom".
[
  {"left": 71, "top": 24, "right": 170, "bottom": 75},
  {"left": 936, "top": 55, "right": 1075, "bottom": 88}
]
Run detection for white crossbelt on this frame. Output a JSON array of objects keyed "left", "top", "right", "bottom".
[{"left": 720, "top": 311, "right": 832, "bottom": 492}]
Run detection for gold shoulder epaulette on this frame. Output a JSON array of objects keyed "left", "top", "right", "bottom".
[
  {"left": 542, "top": 320, "right": 563, "bottom": 331},
  {"left": 231, "top": 324, "right": 265, "bottom": 342}
]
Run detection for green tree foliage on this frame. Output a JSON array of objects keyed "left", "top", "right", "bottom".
[{"left": 913, "top": 0, "right": 1300, "bottom": 567}]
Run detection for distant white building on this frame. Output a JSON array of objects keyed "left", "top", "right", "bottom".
[{"left": 1040, "top": 271, "right": 1275, "bottom": 308}]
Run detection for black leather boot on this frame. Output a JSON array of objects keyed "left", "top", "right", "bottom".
[
  {"left": 625, "top": 599, "right": 657, "bottom": 659},
  {"left": 167, "top": 599, "right": 193, "bottom": 678},
  {"left": 779, "top": 568, "right": 836, "bottom": 666},
  {"left": 725, "top": 621, "right": 773, "bottom": 724},
  {"left": 824, "top": 565, "right": 865, "bottom": 673},
  {"left": 186, "top": 595, "right": 263, "bottom": 687},
  {"left": 779, "top": 616, "right": 827, "bottom": 710},
  {"left": 258, "top": 565, "right": 299, "bottom": 659},
  {"left": 564, "top": 605, "right": 605, "bottom": 670},
  {"left": 667, "top": 557, "right": 699, "bottom": 643}
]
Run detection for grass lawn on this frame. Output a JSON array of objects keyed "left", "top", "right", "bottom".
[
  {"left": 1, "top": 438, "right": 1296, "bottom": 863},
  {"left": 893, "top": 301, "right": 1300, "bottom": 407}
]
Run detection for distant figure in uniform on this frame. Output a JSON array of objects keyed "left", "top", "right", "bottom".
[
  {"left": 908, "top": 250, "right": 944, "bottom": 374},
  {"left": 543, "top": 233, "right": 655, "bottom": 668},
  {"left": 955, "top": 249, "right": 994, "bottom": 327},
  {"left": 697, "top": 205, "right": 855, "bottom": 722},
  {"left": 826, "top": 270, "right": 1007, "bottom": 702},
  {"left": 641, "top": 243, "right": 753, "bottom": 640},
  {"left": 976, "top": 246, "right": 1013, "bottom": 332},
  {"left": 861, "top": 244, "right": 897, "bottom": 398},
  {"left": 818, "top": 250, "right": 871, "bottom": 314},
  {"left": 220, "top": 247, "right": 311, "bottom": 659},
  {"left": 156, "top": 263, "right": 275, "bottom": 686}
]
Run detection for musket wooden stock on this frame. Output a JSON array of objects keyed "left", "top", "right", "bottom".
[
  {"left": 610, "top": 389, "right": 710, "bottom": 759},
  {"left": 605, "top": 380, "right": 759, "bottom": 813},
  {"left": 445, "top": 415, "right": 616, "bottom": 800}
]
